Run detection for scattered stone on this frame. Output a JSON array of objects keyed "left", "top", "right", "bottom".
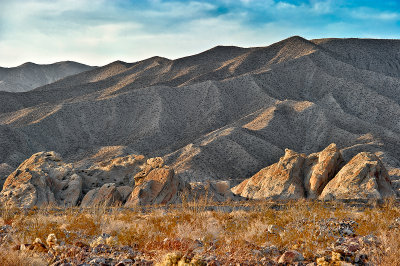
[
  {"left": 278, "top": 250, "right": 304, "bottom": 264},
  {"left": 47, "top": 233, "right": 58, "bottom": 248}
]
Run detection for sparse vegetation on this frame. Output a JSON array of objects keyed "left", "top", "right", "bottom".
[{"left": 0, "top": 199, "right": 398, "bottom": 265}]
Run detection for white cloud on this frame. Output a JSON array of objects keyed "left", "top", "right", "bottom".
[
  {"left": 310, "top": 0, "right": 334, "bottom": 14},
  {"left": 276, "top": 2, "right": 296, "bottom": 9},
  {"left": 0, "top": 0, "right": 399, "bottom": 67},
  {"left": 350, "top": 9, "right": 400, "bottom": 21}
]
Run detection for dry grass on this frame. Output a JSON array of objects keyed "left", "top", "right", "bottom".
[
  {"left": 0, "top": 199, "right": 399, "bottom": 264},
  {"left": 0, "top": 248, "right": 46, "bottom": 266}
]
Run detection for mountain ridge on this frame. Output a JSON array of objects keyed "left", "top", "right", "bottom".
[
  {"left": 0, "top": 36, "right": 400, "bottom": 196},
  {"left": 0, "top": 61, "right": 95, "bottom": 93}
]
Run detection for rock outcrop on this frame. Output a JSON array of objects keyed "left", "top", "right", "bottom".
[
  {"left": 0, "top": 152, "right": 82, "bottom": 208},
  {"left": 233, "top": 144, "right": 397, "bottom": 201},
  {"left": 78, "top": 154, "right": 146, "bottom": 194},
  {"left": 319, "top": 152, "right": 396, "bottom": 200},
  {"left": 125, "top": 158, "right": 189, "bottom": 207},
  {"left": 303, "top": 143, "right": 344, "bottom": 198},
  {"left": 232, "top": 149, "right": 306, "bottom": 200},
  {"left": 80, "top": 183, "right": 123, "bottom": 207}
]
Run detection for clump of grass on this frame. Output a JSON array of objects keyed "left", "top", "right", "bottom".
[
  {"left": 0, "top": 248, "right": 46, "bottom": 266},
  {"left": 0, "top": 199, "right": 398, "bottom": 264}
]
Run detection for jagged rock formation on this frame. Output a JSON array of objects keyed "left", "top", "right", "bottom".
[
  {"left": 233, "top": 144, "right": 396, "bottom": 200},
  {"left": 231, "top": 149, "right": 306, "bottom": 200},
  {"left": 0, "top": 152, "right": 147, "bottom": 208},
  {"left": 0, "top": 61, "right": 94, "bottom": 92},
  {"left": 319, "top": 152, "right": 396, "bottom": 200},
  {"left": 125, "top": 158, "right": 188, "bottom": 207},
  {"left": 0, "top": 151, "right": 237, "bottom": 208},
  {"left": 0, "top": 152, "right": 82, "bottom": 208},
  {"left": 1, "top": 36, "right": 400, "bottom": 196},
  {"left": 304, "top": 143, "right": 344, "bottom": 198}
]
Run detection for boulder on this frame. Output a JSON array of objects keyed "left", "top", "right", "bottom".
[
  {"left": 80, "top": 183, "right": 123, "bottom": 207},
  {"left": 125, "top": 166, "right": 188, "bottom": 207},
  {"left": 319, "top": 152, "right": 396, "bottom": 200},
  {"left": 125, "top": 158, "right": 190, "bottom": 207},
  {"left": 77, "top": 154, "right": 146, "bottom": 193},
  {"left": 0, "top": 151, "right": 82, "bottom": 208},
  {"left": 304, "top": 143, "right": 344, "bottom": 198},
  {"left": 232, "top": 149, "right": 306, "bottom": 200},
  {"left": 278, "top": 250, "right": 304, "bottom": 264}
]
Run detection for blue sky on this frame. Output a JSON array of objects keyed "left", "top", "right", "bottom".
[{"left": 0, "top": 0, "right": 399, "bottom": 67}]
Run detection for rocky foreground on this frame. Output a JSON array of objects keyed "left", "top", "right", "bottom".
[{"left": 0, "top": 201, "right": 399, "bottom": 265}]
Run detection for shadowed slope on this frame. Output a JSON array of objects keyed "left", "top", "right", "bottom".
[
  {"left": 1, "top": 36, "right": 400, "bottom": 194},
  {"left": 0, "top": 61, "right": 94, "bottom": 92}
]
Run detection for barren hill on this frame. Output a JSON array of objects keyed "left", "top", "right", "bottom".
[
  {"left": 0, "top": 61, "right": 94, "bottom": 93},
  {"left": 1, "top": 36, "right": 400, "bottom": 194}
]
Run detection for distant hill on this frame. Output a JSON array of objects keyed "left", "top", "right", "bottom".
[
  {"left": 0, "top": 36, "right": 400, "bottom": 195},
  {"left": 0, "top": 61, "right": 94, "bottom": 92}
]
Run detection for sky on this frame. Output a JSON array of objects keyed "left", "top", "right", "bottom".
[{"left": 0, "top": 0, "right": 399, "bottom": 67}]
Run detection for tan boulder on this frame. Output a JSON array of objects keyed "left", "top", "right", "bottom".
[
  {"left": 125, "top": 158, "right": 190, "bottom": 206},
  {"left": 125, "top": 167, "right": 186, "bottom": 206},
  {"left": 0, "top": 151, "right": 82, "bottom": 208},
  {"left": 80, "top": 183, "right": 123, "bottom": 207},
  {"left": 232, "top": 149, "right": 306, "bottom": 200},
  {"left": 78, "top": 154, "right": 146, "bottom": 192},
  {"left": 319, "top": 152, "right": 396, "bottom": 200},
  {"left": 304, "top": 143, "right": 344, "bottom": 198}
]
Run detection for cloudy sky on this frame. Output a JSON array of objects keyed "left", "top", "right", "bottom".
[{"left": 0, "top": 0, "right": 399, "bottom": 67}]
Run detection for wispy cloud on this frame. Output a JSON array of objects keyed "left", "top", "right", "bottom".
[{"left": 0, "top": 0, "right": 399, "bottom": 67}]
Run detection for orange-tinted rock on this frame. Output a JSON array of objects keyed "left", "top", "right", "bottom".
[
  {"left": 320, "top": 152, "right": 396, "bottom": 200},
  {"left": 125, "top": 166, "right": 188, "bottom": 206},
  {"left": 0, "top": 152, "right": 82, "bottom": 208},
  {"left": 232, "top": 149, "right": 306, "bottom": 200},
  {"left": 304, "top": 143, "right": 344, "bottom": 198}
]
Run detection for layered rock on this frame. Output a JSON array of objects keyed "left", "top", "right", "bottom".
[
  {"left": 80, "top": 183, "right": 123, "bottom": 207},
  {"left": 232, "top": 149, "right": 306, "bottom": 200},
  {"left": 0, "top": 152, "right": 82, "bottom": 208},
  {"left": 303, "top": 143, "right": 344, "bottom": 198},
  {"left": 319, "top": 152, "right": 396, "bottom": 200}
]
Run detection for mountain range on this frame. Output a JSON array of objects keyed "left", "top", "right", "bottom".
[
  {"left": 0, "top": 61, "right": 94, "bottom": 93},
  {"left": 1, "top": 36, "right": 400, "bottom": 195}
]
